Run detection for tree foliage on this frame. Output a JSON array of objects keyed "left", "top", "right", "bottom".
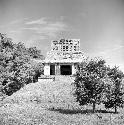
[
  {"left": 0, "top": 33, "right": 44, "bottom": 96},
  {"left": 28, "top": 47, "right": 44, "bottom": 59},
  {"left": 73, "top": 57, "right": 124, "bottom": 113},
  {"left": 103, "top": 66, "right": 124, "bottom": 113}
]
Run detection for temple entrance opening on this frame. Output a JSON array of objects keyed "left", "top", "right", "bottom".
[
  {"left": 60, "top": 65, "right": 72, "bottom": 75},
  {"left": 50, "top": 65, "right": 55, "bottom": 75}
]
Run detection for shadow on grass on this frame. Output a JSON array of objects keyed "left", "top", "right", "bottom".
[{"left": 49, "top": 108, "right": 115, "bottom": 114}]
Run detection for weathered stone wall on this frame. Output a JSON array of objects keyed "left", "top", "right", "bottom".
[
  {"left": 51, "top": 39, "right": 80, "bottom": 52},
  {"left": 46, "top": 51, "right": 85, "bottom": 62},
  {"left": 44, "top": 64, "right": 50, "bottom": 75}
]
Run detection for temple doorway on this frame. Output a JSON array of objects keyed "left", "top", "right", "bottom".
[
  {"left": 50, "top": 65, "right": 55, "bottom": 75},
  {"left": 60, "top": 65, "right": 72, "bottom": 75}
]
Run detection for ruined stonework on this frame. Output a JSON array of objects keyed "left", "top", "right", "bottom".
[
  {"left": 43, "top": 39, "right": 86, "bottom": 75},
  {"left": 51, "top": 39, "right": 80, "bottom": 52}
]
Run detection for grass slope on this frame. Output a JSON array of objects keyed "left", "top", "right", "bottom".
[{"left": 0, "top": 76, "right": 124, "bottom": 125}]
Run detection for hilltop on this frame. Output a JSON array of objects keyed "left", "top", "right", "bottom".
[{"left": 0, "top": 76, "right": 124, "bottom": 125}]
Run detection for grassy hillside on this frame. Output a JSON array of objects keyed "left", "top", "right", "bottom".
[{"left": 0, "top": 76, "right": 124, "bottom": 125}]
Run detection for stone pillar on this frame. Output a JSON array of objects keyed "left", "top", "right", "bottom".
[
  {"left": 55, "top": 64, "right": 57, "bottom": 75},
  {"left": 72, "top": 63, "right": 76, "bottom": 75},
  {"left": 55, "top": 63, "right": 60, "bottom": 75},
  {"left": 44, "top": 63, "right": 50, "bottom": 75}
]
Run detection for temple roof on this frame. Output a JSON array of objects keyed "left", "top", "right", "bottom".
[
  {"left": 43, "top": 51, "right": 87, "bottom": 63},
  {"left": 42, "top": 39, "right": 87, "bottom": 63}
]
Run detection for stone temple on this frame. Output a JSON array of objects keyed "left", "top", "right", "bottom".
[{"left": 43, "top": 39, "right": 86, "bottom": 75}]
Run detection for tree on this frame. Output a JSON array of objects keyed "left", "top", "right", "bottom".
[
  {"left": 104, "top": 66, "right": 124, "bottom": 113},
  {"left": 28, "top": 47, "right": 44, "bottom": 59},
  {"left": 73, "top": 58, "right": 107, "bottom": 113},
  {"left": 0, "top": 33, "right": 44, "bottom": 96}
]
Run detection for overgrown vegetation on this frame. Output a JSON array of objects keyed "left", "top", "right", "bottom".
[
  {"left": 0, "top": 33, "right": 44, "bottom": 97},
  {"left": 73, "top": 58, "right": 124, "bottom": 113}
]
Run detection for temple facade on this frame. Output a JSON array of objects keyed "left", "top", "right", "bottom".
[{"left": 43, "top": 39, "right": 86, "bottom": 75}]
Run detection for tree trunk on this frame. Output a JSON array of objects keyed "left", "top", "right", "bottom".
[
  {"left": 93, "top": 102, "right": 96, "bottom": 113},
  {"left": 115, "top": 105, "right": 117, "bottom": 113}
]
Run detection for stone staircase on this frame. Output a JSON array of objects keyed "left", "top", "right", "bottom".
[{"left": 38, "top": 75, "right": 75, "bottom": 82}]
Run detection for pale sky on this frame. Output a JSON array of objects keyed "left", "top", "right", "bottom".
[{"left": 0, "top": 0, "right": 124, "bottom": 71}]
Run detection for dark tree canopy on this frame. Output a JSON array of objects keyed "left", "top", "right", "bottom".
[{"left": 0, "top": 33, "right": 44, "bottom": 96}]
